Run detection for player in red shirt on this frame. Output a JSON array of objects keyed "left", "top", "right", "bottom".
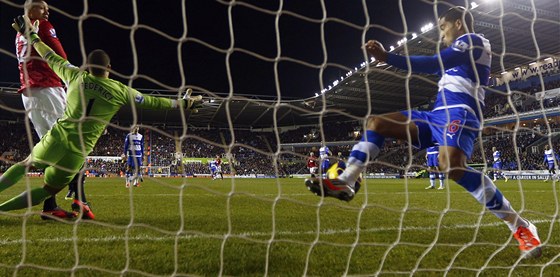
[
  {"left": 307, "top": 152, "right": 318, "bottom": 177},
  {"left": 15, "top": 0, "right": 92, "bottom": 220},
  {"left": 214, "top": 155, "right": 223, "bottom": 179}
]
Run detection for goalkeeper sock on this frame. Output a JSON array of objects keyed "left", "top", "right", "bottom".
[
  {"left": 457, "top": 167, "right": 527, "bottom": 232},
  {"left": 42, "top": 196, "right": 57, "bottom": 210},
  {"left": 341, "top": 130, "right": 384, "bottom": 183},
  {"left": 0, "top": 163, "right": 27, "bottom": 193},
  {"left": 0, "top": 187, "right": 51, "bottom": 212},
  {"left": 75, "top": 174, "right": 87, "bottom": 203}
]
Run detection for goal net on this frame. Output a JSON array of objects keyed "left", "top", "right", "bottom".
[
  {"left": 0, "top": 0, "right": 558, "bottom": 276},
  {"left": 141, "top": 165, "right": 171, "bottom": 178}
]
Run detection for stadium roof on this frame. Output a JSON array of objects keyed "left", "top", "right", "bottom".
[{"left": 1, "top": 0, "right": 559, "bottom": 129}]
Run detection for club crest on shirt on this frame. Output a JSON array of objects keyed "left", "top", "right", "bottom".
[
  {"left": 49, "top": 28, "right": 57, "bottom": 38},
  {"left": 134, "top": 93, "right": 145, "bottom": 104}
]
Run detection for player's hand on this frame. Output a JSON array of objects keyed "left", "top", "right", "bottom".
[
  {"left": 12, "top": 15, "right": 40, "bottom": 44},
  {"left": 365, "top": 40, "right": 388, "bottom": 62},
  {"left": 182, "top": 88, "right": 203, "bottom": 113}
]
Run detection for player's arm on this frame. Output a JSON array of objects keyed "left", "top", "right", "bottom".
[
  {"left": 38, "top": 20, "right": 67, "bottom": 59},
  {"left": 366, "top": 36, "right": 481, "bottom": 74},
  {"left": 12, "top": 16, "right": 80, "bottom": 84},
  {"left": 124, "top": 135, "right": 130, "bottom": 157},
  {"left": 129, "top": 88, "right": 202, "bottom": 112}
]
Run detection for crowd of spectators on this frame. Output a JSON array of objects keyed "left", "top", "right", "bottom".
[
  {"left": 483, "top": 74, "right": 560, "bottom": 118},
  {"left": 1, "top": 119, "right": 558, "bottom": 177}
]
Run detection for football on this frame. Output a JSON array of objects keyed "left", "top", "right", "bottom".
[{"left": 326, "top": 162, "right": 362, "bottom": 192}]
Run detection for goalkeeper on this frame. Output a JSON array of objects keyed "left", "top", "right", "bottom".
[{"left": 0, "top": 16, "right": 202, "bottom": 214}]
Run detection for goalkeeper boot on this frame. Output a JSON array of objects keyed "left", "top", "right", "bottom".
[
  {"left": 514, "top": 222, "right": 542, "bottom": 259},
  {"left": 71, "top": 199, "right": 95, "bottom": 220},
  {"left": 41, "top": 207, "right": 77, "bottom": 220},
  {"left": 304, "top": 177, "right": 355, "bottom": 202}
]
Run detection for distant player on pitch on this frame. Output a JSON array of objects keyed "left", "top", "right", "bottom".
[
  {"left": 0, "top": 15, "right": 202, "bottom": 217},
  {"left": 319, "top": 145, "right": 331, "bottom": 177},
  {"left": 543, "top": 144, "right": 558, "bottom": 182},
  {"left": 305, "top": 6, "right": 541, "bottom": 258},
  {"left": 425, "top": 146, "right": 445, "bottom": 190},
  {"left": 124, "top": 126, "right": 144, "bottom": 187},
  {"left": 491, "top": 147, "right": 508, "bottom": 182},
  {"left": 307, "top": 152, "right": 318, "bottom": 177},
  {"left": 214, "top": 155, "right": 224, "bottom": 180},
  {"left": 209, "top": 159, "right": 219, "bottom": 180}
]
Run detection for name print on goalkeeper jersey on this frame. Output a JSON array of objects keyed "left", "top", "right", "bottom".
[{"left": 82, "top": 82, "right": 114, "bottom": 101}]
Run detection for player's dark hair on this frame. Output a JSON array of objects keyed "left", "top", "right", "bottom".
[
  {"left": 88, "top": 49, "right": 111, "bottom": 76},
  {"left": 440, "top": 6, "right": 474, "bottom": 33}
]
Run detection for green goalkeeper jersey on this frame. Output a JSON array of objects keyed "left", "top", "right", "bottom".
[{"left": 43, "top": 52, "right": 177, "bottom": 154}]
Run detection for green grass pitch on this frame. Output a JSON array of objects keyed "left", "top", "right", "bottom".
[{"left": 0, "top": 176, "right": 559, "bottom": 276}]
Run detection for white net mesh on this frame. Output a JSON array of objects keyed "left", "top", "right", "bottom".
[{"left": 0, "top": 0, "right": 559, "bottom": 275}]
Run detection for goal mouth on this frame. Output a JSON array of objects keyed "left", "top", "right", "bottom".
[{"left": 0, "top": 0, "right": 559, "bottom": 276}]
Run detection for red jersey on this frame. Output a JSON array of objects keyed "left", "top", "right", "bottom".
[
  {"left": 15, "top": 19, "right": 67, "bottom": 93},
  {"left": 307, "top": 156, "right": 317, "bottom": 168},
  {"left": 215, "top": 158, "right": 222, "bottom": 166}
]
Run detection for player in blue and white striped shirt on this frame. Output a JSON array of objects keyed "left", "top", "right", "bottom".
[
  {"left": 305, "top": 6, "right": 541, "bottom": 258},
  {"left": 492, "top": 147, "right": 508, "bottom": 182},
  {"left": 543, "top": 144, "right": 558, "bottom": 182},
  {"left": 124, "top": 126, "right": 144, "bottom": 188},
  {"left": 319, "top": 145, "right": 331, "bottom": 177}
]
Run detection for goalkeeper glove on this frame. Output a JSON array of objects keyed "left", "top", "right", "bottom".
[
  {"left": 12, "top": 15, "right": 40, "bottom": 44},
  {"left": 182, "top": 88, "right": 203, "bottom": 113}
]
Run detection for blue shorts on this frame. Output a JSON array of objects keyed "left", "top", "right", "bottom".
[
  {"left": 127, "top": 157, "right": 142, "bottom": 168},
  {"left": 401, "top": 108, "right": 480, "bottom": 158},
  {"left": 321, "top": 159, "right": 331, "bottom": 172},
  {"left": 493, "top": 161, "right": 502, "bottom": 170},
  {"left": 427, "top": 154, "right": 439, "bottom": 167},
  {"left": 337, "top": 160, "right": 346, "bottom": 169},
  {"left": 547, "top": 162, "right": 555, "bottom": 170}
]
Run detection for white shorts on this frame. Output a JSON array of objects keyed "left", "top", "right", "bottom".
[
  {"left": 21, "top": 87, "right": 66, "bottom": 138},
  {"left": 309, "top": 167, "right": 318, "bottom": 174}
]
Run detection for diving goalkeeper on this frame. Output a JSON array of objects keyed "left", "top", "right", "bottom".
[{"left": 0, "top": 16, "right": 202, "bottom": 213}]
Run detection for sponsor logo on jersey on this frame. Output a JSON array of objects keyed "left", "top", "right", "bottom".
[{"left": 452, "top": 39, "right": 469, "bottom": 52}]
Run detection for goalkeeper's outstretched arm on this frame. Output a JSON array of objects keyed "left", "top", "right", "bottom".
[{"left": 12, "top": 15, "right": 203, "bottom": 112}]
